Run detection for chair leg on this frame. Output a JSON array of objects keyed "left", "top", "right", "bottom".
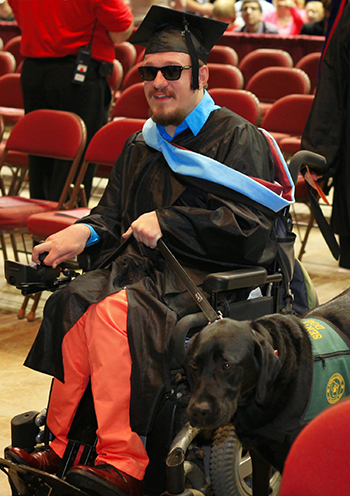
[
  {"left": 27, "top": 292, "right": 42, "bottom": 322},
  {"left": 298, "top": 212, "right": 315, "bottom": 260},
  {"left": 17, "top": 293, "right": 42, "bottom": 321}
]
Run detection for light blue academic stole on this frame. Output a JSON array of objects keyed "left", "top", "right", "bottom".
[{"left": 142, "top": 118, "right": 295, "bottom": 214}]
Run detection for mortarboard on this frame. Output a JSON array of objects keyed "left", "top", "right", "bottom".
[{"left": 129, "top": 6, "right": 228, "bottom": 89}]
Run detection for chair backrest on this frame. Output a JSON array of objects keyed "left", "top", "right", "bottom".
[
  {"left": 238, "top": 48, "right": 293, "bottom": 87},
  {"left": 3, "top": 35, "right": 23, "bottom": 68},
  {"left": 107, "top": 59, "right": 124, "bottom": 93},
  {"left": 207, "top": 63, "right": 244, "bottom": 90},
  {"left": 246, "top": 67, "right": 311, "bottom": 103},
  {"left": 295, "top": 52, "right": 321, "bottom": 94},
  {"left": 207, "top": 45, "right": 239, "bottom": 66},
  {"left": 1, "top": 109, "right": 87, "bottom": 209},
  {"left": 261, "top": 94, "right": 314, "bottom": 135},
  {"left": 87, "top": 118, "right": 146, "bottom": 170},
  {"left": 0, "top": 73, "right": 24, "bottom": 108},
  {"left": 121, "top": 61, "right": 143, "bottom": 90},
  {"left": 208, "top": 88, "right": 261, "bottom": 125},
  {"left": 111, "top": 82, "right": 150, "bottom": 120},
  {"left": 0, "top": 114, "right": 4, "bottom": 141},
  {"left": 70, "top": 117, "right": 146, "bottom": 202},
  {"left": 0, "top": 73, "right": 25, "bottom": 126},
  {"left": 0, "top": 51, "right": 16, "bottom": 77},
  {"left": 114, "top": 41, "right": 137, "bottom": 77}
]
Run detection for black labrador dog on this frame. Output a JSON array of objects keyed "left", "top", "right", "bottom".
[{"left": 187, "top": 287, "right": 350, "bottom": 493}]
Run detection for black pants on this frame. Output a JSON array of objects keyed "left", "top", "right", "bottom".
[{"left": 21, "top": 56, "right": 111, "bottom": 203}]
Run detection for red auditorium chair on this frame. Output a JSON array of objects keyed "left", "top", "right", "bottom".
[
  {"left": 114, "top": 41, "right": 137, "bottom": 77},
  {"left": 280, "top": 398, "right": 350, "bottom": 496},
  {"left": 0, "top": 109, "right": 87, "bottom": 263},
  {"left": 206, "top": 63, "right": 244, "bottom": 90},
  {"left": 111, "top": 82, "right": 150, "bottom": 120},
  {"left": 0, "top": 51, "right": 16, "bottom": 77},
  {"left": 261, "top": 93, "right": 323, "bottom": 260},
  {"left": 23, "top": 117, "right": 145, "bottom": 321},
  {"left": 238, "top": 48, "right": 293, "bottom": 87},
  {"left": 295, "top": 52, "right": 321, "bottom": 94},
  {"left": 261, "top": 93, "right": 315, "bottom": 156},
  {"left": 207, "top": 45, "right": 239, "bottom": 66},
  {"left": 3, "top": 35, "right": 24, "bottom": 69},
  {"left": 0, "top": 73, "right": 25, "bottom": 128},
  {"left": 246, "top": 67, "right": 311, "bottom": 121},
  {"left": 121, "top": 61, "right": 143, "bottom": 90},
  {"left": 208, "top": 88, "right": 261, "bottom": 125}
]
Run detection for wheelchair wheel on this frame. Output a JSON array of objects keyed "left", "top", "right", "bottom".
[{"left": 210, "top": 425, "right": 281, "bottom": 496}]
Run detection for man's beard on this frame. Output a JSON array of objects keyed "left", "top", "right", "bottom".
[{"left": 150, "top": 107, "right": 187, "bottom": 127}]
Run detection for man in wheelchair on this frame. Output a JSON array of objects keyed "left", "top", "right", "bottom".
[{"left": 4, "top": 6, "right": 296, "bottom": 496}]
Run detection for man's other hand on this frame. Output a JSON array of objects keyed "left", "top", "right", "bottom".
[{"left": 122, "top": 211, "right": 162, "bottom": 249}]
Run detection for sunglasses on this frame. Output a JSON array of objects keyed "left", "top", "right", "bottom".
[{"left": 138, "top": 65, "right": 192, "bottom": 81}]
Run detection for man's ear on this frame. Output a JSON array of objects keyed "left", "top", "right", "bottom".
[{"left": 198, "top": 64, "right": 209, "bottom": 89}]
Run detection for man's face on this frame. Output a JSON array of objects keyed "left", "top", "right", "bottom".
[
  {"left": 143, "top": 51, "right": 208, "bottom": 135},
  {"left": 241, "top": 2, "right": 262, "bottom": 28},
  {"left": 306, "top": 1, "right": 324, "bottom": 21}
]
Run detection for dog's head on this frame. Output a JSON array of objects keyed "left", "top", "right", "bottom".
[{"left": 186, "top": 318, "right": 281, "bottom": 429}]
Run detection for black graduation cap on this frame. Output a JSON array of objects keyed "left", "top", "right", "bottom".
[{"left": 129, "top": 6, "right": 228, "bottom": 90}]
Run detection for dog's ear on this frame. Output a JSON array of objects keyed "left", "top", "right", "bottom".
[
  {"left": 185, "top": 333, "right": 200, "bottom": 390},
  {"left": 253, "top": 327, "right": 281, "bottom": 405}
]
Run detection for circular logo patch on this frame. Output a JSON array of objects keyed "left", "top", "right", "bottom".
[{"left": 326, "top": 373, "right": 345, "bottom": 404}]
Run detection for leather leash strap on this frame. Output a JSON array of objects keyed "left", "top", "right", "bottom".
[{"left": 157, "top": 239, "right": 221, "bottom": 323}]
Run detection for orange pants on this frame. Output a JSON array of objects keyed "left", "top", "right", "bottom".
[{"left": 47, "top": 289, "right": 149, "bottom": 480}]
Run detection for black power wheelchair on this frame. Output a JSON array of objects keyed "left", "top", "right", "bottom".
[{"left": 0, "top": 149, "right": 327, "bottom": 496}]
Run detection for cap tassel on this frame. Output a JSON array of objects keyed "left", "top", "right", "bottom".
[{"left": 182, "top": 17, "right": 199, "bottom": 90}]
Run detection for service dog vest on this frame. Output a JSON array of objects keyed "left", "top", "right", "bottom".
[{"left": 303, "top": 317, "right": 350, "bottom": 422}]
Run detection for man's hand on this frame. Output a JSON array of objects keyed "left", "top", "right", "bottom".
[
  {"left": 32, "top": 224, "right": 92, "bottom": 268},
  {"left": 122, "top": 211, "right": 162, "bottom": 249}
]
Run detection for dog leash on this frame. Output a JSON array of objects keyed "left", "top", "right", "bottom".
[
  {"left": 157, "top": 239, "right": 222, "bottom": 324},
  {"left": 90, "top": 234, "right": 221, "bottom": 323}
]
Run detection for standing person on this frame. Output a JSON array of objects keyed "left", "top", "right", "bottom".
[
  {"left": 234, "top": 0, "right": 276, "bottom": 27},
  {"left": 263, "top": 0, "right": 306, "bottom": 34},
  {"left": 212, "top": 0, "right": 237, "bottom": 30},
  {"left": 302, "top": 3, "right": 350, "bottom": 269},
  {"left": 0, "top": 0, "right": 14, "bottom": 20},
  {"left": 7, "top": 0, "right": 133, "bottom": 204},
  {"left": 5, "top": 6, "right": 294, "bottom": 496},
  {"left": 300, "top": 0, "right": 331, "bottom": 34},
  {"left": 235, "top": 0, "right": 279, "bottom": 32}
]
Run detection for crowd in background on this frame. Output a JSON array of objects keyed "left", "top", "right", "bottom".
[{"left": 0, "top": 0, "right": 330, "bottom": 36}]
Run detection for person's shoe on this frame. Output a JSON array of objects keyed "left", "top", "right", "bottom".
[
  {"left": 66, "top": 464, "right": 143, "bottom": 496},
  {"left": 5, "top": 446, "right": 62, "bottom": 473}
]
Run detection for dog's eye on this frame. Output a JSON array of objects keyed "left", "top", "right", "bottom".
[{"left": 222, "top": 362, "right": 231, "bottom": 370}]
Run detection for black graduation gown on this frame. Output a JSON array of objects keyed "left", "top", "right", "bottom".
[
  {"left": 25, "top": 107, "right": 278, "bottom": 435},
  {"left": 301, "top": 4, "right": 350, "bottom": 238}
]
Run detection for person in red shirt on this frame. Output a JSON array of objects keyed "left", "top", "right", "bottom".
[{"left": 8, "top": 0, "right": 133, "bottom": 203}]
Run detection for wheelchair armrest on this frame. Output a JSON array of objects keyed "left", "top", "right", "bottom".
[
  {"left": 289, "top": 150, "right": 327, "bottom": 184},
  {"left": 203, "top": 266, "right": 270, "bottom": 294}
]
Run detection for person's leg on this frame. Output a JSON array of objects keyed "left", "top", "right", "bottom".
[
  {"left": 47, "top": 310, "right": 91, "bottom": 458},
  {"left": 20, "top": 59, "right": 55, "bottom": 200},
  {"left": 83, "top": 289, "right": 149, "bottom": 480},
  {"left": 48, "top": 289, "right": 148, "bottom": 479},
  {"left": 46, "top": 59, "right": 111, "bottom": 203}
]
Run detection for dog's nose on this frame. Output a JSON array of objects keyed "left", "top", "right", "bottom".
[{"left": 188, "top": 401, "right": 212, "bottom": 426}]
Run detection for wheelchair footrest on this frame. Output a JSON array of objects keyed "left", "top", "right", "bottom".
[{"left": 0, "top": 458, "right": 91, "bottom": 495}]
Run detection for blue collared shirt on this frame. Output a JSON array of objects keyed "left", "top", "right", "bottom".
[
  {"left": 157, "top": 90, "right": 219, "bottom": 141},
  {"left": 84, "top": 90, "right": 219, "bottom": 247}
]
